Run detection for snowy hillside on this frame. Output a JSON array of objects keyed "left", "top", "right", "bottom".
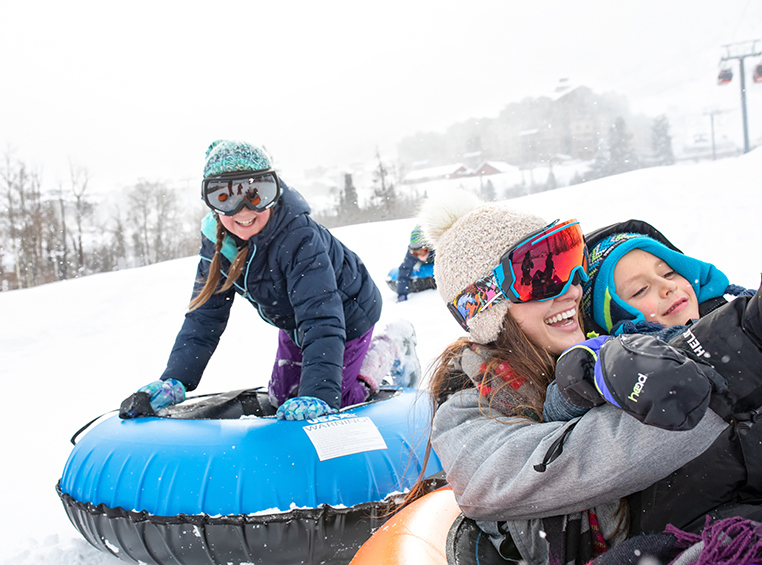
[{"left": 1, "top": 149, "right": 761, "bottom": 564}]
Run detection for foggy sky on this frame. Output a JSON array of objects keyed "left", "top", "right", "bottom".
[{"left": 2, "top": 0, "right": 761, "bottom": 192}]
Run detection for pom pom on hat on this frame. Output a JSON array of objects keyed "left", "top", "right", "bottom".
[
  {"left": 419, "top": 189, "right": 547, "bottom": 344},
  {"left": 203, "top": 140, "right": 273, "bottom": 178}
]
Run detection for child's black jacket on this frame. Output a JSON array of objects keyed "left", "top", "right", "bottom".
[{"left": 628, "top": 283, "right": 762, "bottom": 534}]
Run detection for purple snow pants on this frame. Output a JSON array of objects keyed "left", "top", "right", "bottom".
[{"left": 267, "top": 327, "right": 374, "bottom": 409}]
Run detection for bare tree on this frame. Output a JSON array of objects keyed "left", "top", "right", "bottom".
[
  {"left": 0, "top": 152, "right": 49, "bottom": 287},
  {"left": 69, "top": 162, "right": 91, "bottom": 275},
  {"left": 56, "top": 181, "right": 69, "bottom": 280},
  {"left": 23, "top": 168, "right": 45, "bottom": 287},
  {"left": 1, "top": 151, "right": 23, "bottom": 288},
  {"left": 127, "top": 180, "right": 181, "bottom": 265},
  {"left": 128, "top": 181, "right": 153, "bottom": 266}
]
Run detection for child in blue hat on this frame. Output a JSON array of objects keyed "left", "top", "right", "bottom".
[
  {"left": 581, "top": 220, "right": 736, "bottom": 338},
  {"left": 543, "top": 219, "right": 762, "bottom": 535}
]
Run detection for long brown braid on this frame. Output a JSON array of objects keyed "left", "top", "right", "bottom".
[{"left": 188, "top": 215, "right": 250, "bottom": 311}]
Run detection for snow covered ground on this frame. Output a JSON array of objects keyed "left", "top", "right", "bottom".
[{"left": 1, "top": 149, "right": 761, "bottom": 564}]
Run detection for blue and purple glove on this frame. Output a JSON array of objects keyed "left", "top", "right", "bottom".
[
  {"left": 140, "top": 378, "right": 186, "bottom": 410},
  {"left": 119, "top": 378, "right": 186, "bottom": 418},
  {"left": 276, "top": 396, "right": 335, "bottom": 421}
]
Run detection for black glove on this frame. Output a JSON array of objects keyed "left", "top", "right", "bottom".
[
  {"left": 596, "top": 334, "right": 719, "bottom": 431},
  {"left": 119, "top": 391, "right": 156, "bottom": 419},
  {"left": 119, "top": 378, "right": 187, "bottom": 419},
  {"left": 555, "top": 335, "right": 609, "bottom": 408}
]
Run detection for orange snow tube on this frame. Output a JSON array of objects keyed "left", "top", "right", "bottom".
[{"left": 349, "top": 486, "right": 461, "bottom": 565}]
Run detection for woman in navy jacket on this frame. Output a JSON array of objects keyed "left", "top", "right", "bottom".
[{"left": 121, "top": 140, "right": 382, "bottom": 421}]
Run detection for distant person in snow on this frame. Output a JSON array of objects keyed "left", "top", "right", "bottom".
[
  {"left": 544, "top": 219, "right": 762, "bottom": 535},
  {"left": 394, "top": 225, "right": 436, "bottom": 302},
  {"left": 120, "top": 140, "right": 420, "bottom": 421}
]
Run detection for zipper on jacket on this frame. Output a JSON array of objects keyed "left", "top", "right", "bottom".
[
  {"left": 203, "top": 243, "right": 283, "bottom": 332},
  {"left": 240, "top": 244, "right": 277, "bottom": 328},
  {"left": 533, "top": 419, "right": 580, "bottom": 472}
]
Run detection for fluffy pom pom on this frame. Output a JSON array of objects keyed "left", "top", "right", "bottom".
[{"left": 419, "top": 189, "right": 483, "bottom": 249}]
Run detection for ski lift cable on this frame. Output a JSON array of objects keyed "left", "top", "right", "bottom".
[{"left": 729, "top": 0, "right": 754, "bottom": 45}]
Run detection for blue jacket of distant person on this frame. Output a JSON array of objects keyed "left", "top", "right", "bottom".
[
  {"left": 396, "top": 248, "right": 436, "bottom": 296},
  {"left": 160, "top": 180, "right": 382, "bottom": 408}
]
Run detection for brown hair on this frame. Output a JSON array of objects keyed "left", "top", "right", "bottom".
[
  {"left": 188, "top": 214, "right": 249, "bottom": 311},
  {"left": 400, "top": 307, "right": 574, "bottom": 507}
]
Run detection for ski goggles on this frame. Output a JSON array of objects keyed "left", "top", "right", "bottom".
[
  {"left": 447, "top": 219, "right": 589, "bottom": 332},
  {"left": 201, "top": 170, "right": 281, "bottom": 216}
]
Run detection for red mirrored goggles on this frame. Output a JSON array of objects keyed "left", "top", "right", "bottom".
[
  {"left": 201, "top": 170, "right": 281, "bottom": 216},
  {"left": 447, "top": 219, "right": 589, "bottom": 332}
]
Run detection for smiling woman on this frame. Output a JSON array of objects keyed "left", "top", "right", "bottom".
[{"left": 390, "top": 193, "right": 734, "bottom": 564}]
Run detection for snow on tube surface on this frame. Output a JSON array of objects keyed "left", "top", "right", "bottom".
[
  {"left": 57, "top": 387, "right": 442, "bottom": 565},
  {"left": 386, "top": 262, "right": 437, "bottom": 294},
  {"left": 350, "top": 486, "right": 518, "bottom": 565}
]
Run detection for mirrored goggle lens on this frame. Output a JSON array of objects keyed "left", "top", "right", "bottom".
[
  {"left": 203, "top": 172, "right": 279, "bottom": 214},
  {"left": 499, "top": 220, "right": 588, "bottom": 302}
]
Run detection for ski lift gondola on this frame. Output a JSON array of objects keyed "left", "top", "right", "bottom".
[
  {"left": 754, "top": 62, "right": 762, "bottom": 84},
  {"left": 718, "top": 68, "right": 733, "bottom": 85}
]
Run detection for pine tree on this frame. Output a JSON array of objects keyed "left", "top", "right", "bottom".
[
  {"left": 545, "top": 164, "right": 557, "bottom": 191},
  {"left": 340, "top": 173, "right": 360, "bottom": 216},
  {"left": 608, "top": 117, "right": 640, "bottom": 175},
  {"left": 371, "top": 149, "right": 396, "bottom": 219},
  {"left": 652, "top": 114, "right": 675, "bottom": 166},
  {"left": 588, "top": 137, "right": 611, "bottom": 180},
  {"left": 480, "top": 177, "right": 496, "bottom": 201}
]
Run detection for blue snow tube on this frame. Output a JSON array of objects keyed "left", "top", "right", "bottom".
[
  {"left": 57, "top": 387, "right": 442, "bottom": 565},
  {"left": 386, "top": 262, "right": 437, "bottom": 294}
]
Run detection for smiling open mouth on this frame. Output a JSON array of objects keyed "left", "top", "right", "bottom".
[
  {"left": 664, "top": 298, "right": 687, "bottom": 316},
  {"left": 545, "top": 307, "right": 576, "bottom": 326}
]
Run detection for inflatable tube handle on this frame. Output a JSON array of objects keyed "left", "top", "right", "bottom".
[
  {"left": 69, "top": 391, "right": 236, "bottom": 444},
  {"left": 70, "top": 409, "right": 118, "bottom": 445}
]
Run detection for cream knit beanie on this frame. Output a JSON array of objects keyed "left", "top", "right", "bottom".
[{"left": 420, "top": 189, "right": 547, "bottom": 344}]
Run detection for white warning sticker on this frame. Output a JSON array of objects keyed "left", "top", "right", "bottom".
[{"left": 302, "top": 417, "right": 388, "bottom": 461}]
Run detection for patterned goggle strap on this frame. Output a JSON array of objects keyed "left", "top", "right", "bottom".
[{"left": 446, "top": 273, "right": 505, "bottom": 332}]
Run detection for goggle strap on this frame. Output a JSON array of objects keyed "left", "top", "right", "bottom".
[{"left": 449, "top": 272, "right": 506, "bottom": 329}]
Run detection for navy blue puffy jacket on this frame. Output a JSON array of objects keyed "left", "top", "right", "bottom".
[
  {"left": 396, "top": 249, "right": 435, "bottom": 296},
  {"left": 161, "top": 180, "right": 382, "bottom": 408}
]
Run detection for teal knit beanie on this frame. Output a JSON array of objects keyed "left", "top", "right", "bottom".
[
  {"left": 203, "top": 140, "right": 272, "bottom": 178},
  {"left": 584, "top": 233, "right": 729, "bottom": 334}
]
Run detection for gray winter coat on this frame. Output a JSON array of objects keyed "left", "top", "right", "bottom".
[{"left": 432, "top": 387, "right": 728, "bottom": 562}]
